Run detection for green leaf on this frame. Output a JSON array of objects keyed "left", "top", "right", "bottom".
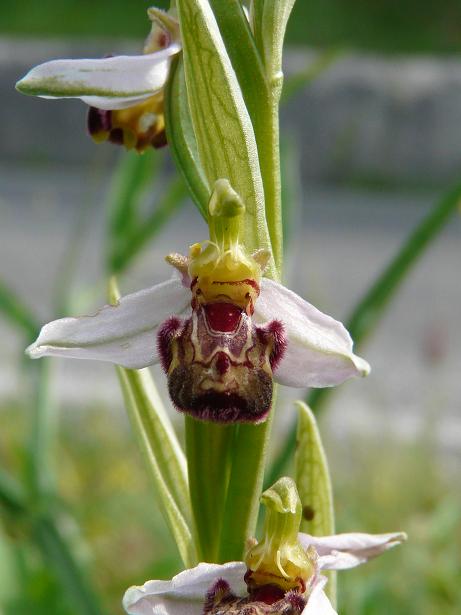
[
  {"left": 111, "top": 176, "right": 189, "bottom": 273},
  {"left": 106, "top": 150, "right": 160, "bottom": 273},
  {"left": 0, "top": 468, "right": 26, "bottom": 515},
  {"left": 116, "top": 366, "right": 198, "bottom": 568},
  {"left": 208, "top": 0, "right": 283, "bottom": 276},
  {"left": 0, "top": 280, "right": 38, "bottom": 340},
  {"left": 176, "top": 0, "right": 273, "bottom": 271},
  {"left": 251, "top": 0, "right": 296, "bottom": 86},
  {"left": 165, "top": 56, "right": 209, "bottom": 219},
  {"left": 267, "top": 178, "right": 461, "bottom": 485},
  {"left": 295, "top": 401, "right": 336, "bottom": 605},
  {"left": 32, "top": 515, "right": 105, "bottom": 615}
]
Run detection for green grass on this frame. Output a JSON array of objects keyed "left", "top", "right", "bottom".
[{"left": 2, "top": 0, "right": 461, "bottom": 54}]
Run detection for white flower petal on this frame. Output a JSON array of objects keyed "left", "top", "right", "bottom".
[
  {"left": 254, "top": 278, "right": 370, "bottom": 388},
  {"left": 26, "top": 277, "right": 190, "bottom": 369},
  {"left": 16, "top": 44, "right": 181, "bottom": 108},
  {"left": 299, "top": 532, "right": 407, "bottom": 571},
  {"left": 123, "top": 562, "right": 247, "bottom": 615},
  {"left": 303, "top": 577, "right": 337, "bottom": 615}
]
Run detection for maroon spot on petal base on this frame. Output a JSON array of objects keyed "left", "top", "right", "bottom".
[
  {"left": 283, "top": 591, "right": 306, "bottom": 613},
  {"left": 256, "top": 320, "right": 287, "bottom": 371},
  {"left": 157, "top": 316, "right": 183, "bottom": 372},
  {"left": 151, "top": 128, "right": 168, "bottom": 149},
  {"left": 204, "top": 303, "right": 243, "bottom": 333},
  {"left": 203, "top": 578, "right": 236, "bottom": 613},
  {"left": 108, "top": 127, "right": 124, "bottom": 145},
  {"left": 87, "top": 107, "right": 112, "bottom": 135},
  {"left": 248, "top": 584, "right": 285, "bottom": 605}
]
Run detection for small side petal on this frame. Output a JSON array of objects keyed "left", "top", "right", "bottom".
[
  {"left": 16, "top": 45, "right": 181, "bottom": 109},
  {"left": 123, "top": 562, "right": 247, "bottom": 615},
  {"left": 26, "top": 277, "right": 190, "bottom": 369},
  {"left": 299, "top": 532, "right": 407, "bottom": 571},
  {"left": 303, "top": 577, "right": 337, "bottom": 615},
  {"left": 255, "top": 279, "right": 370, "bottom": 388}
]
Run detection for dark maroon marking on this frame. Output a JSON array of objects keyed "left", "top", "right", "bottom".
[
  {"left": 168, "top": 368, "right": 273, "bottom": 424},
  {"left": 203, "top": 578, "right": 236, "bottom": 613},
  {"left": 256, "top": 321, "right": 287, "bottom": 370},
  {"left": 108, "top": 127, "right": 124, "bottom": 145},
  {"left": 204, "top": 302, "right": 242, "bottom": 333},
  {"left": 283, "top": 591, "right": 306, "bottom": 613},
  {"left": 190, "top": 276, "right": 199, "bottom": 290},
  {"left": 87, "top": 107, "right": 112, "bottom": 135},
  {"left": 151, "top": 128, "right": 168, "bottom": 149},
  {"left": 157, "top": 316, "right": 182, "bottom": 372},
  {"left": 215, "top": 351, "right": 231, "bottom": 375},
  {"left": 248, "top": 584, "right": 285, "bottom": 605}
]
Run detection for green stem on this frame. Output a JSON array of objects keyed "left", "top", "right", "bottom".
[
  {"left": 185, "top": 418, "right": 235, "bottom": 562},
  {"left": 218, "top": 408, "right": 274, "bottom": 562},
  {"left": 265, "top": 92, "right": 283, "bottom": 275}
]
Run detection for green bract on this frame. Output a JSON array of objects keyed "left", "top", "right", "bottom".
[{"left": 175, "top": 0, "right": 273, "bottom": 275}]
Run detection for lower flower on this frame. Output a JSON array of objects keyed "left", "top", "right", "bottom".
[
  {"left": 123, "top": 477, "right": 406, "bottom": 615},
  {"left": 123, "top": 531, "right": 405, "bottom": 615}
]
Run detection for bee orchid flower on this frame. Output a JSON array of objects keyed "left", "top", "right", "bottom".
[
  {"left": 123, "top": 478, "right": 405, "bottom": 614},
  {"left": 16, "top": 7, "right": 180, "bottom": 151},
  {"left": 26, "top": 180, "right": 369, "bottom": 423}
]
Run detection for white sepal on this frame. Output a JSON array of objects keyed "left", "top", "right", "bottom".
[
  {"left": 255, "top": 278, "right": 370, "bottom": 388},
  {"left": 123, "top": 562, "right": 247, "bottom": 615},
  {"left": 26, "top": 277, "right": 190, "bottom": 368},
  {"left": 303, "top": 576, "right": 338, "bottom": 615},
  {"left": 16, "top": 45, "right": 181, "bottom": 109},
  {"left": 299, "top": 531, "right": 407, "bottom": 571}
]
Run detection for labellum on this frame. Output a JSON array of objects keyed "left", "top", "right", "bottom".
[
  {"left": 203, "top": 578, "right": 306, "bottom": 614},
  {"left": 158, "top": 179, "right": 286, "bottom": 424}
]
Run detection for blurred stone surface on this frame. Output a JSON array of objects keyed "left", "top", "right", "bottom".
[{"left": 3, "top": 36, "right": 461, "bottom": 185}]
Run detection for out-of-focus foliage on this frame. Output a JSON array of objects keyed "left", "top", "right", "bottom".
[
  {"left": 2, "top": 0, "right": 461, "bottom": 54},
  {"left": 1, "top": 401, "right": 459, "bottom": 614}
]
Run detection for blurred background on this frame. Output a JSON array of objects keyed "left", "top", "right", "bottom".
[{"left": 1, "top": 1, "right": 460, "bottom": 613}]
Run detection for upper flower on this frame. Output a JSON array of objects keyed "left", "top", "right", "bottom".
[
  {"left": 16, "top": 7, "right": 181, "bottom": 151},
  {"left": 25, "top": 179, "right": 369, "bottom": 423}
]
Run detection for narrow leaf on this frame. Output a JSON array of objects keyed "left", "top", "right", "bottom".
[
  {"left": 251, "top": 0, "right": 296, "bottom": 83},
  {"left": 117, "top": 366, "right": 197, "bottom": 568},
  {"left": 176, "top": 0, "right": 273, "bottom": 269},
  {"left": 208, "top": 0, "right": 283, "bottom": 275},
  {"left": 112, "top": 176, "right": 188, "bottom": 273},
  {"left": 0, "top": 468, "right": 26, "bottom": 515},
  {"left": 0, "top": 280, "right": 38, "bottom": 340},
  {"left": 165, "top": 56, "right": 209, "bottom": 219},
  {"left": 106, "top": 149, "right": 161, "bottom": 274},
  {"left": 295, "top": 401, "right": 336, "bottom": 605},
  {"left": 267, "top": 178, "right": 461, "bottom": 485},
  {"left": 33, "top": 515, "right": 105, "bottom": 615}
]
